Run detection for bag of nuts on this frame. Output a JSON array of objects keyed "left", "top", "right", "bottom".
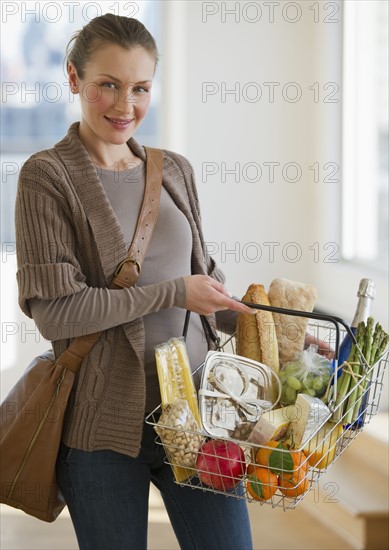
[{"left": 155, "top": 399, "right": 204, "bottom": 468}]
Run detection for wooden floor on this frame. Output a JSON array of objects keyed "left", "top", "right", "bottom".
[{"left": 1, "top": 486, "right": 354, "bottom": 550}]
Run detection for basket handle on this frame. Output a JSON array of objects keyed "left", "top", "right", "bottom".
[
  {"left": 182, "top": 311, "right": 221, "bottom": 348},
  {"left": 240, "top": 301, "right": 367, "bottom": 408},
  {"left": 183, "top": 303, "right": 360, "bottom": 362},
  {"left": 240, "top": 301, "right": 358, "bottom": 360},
  {"left": 183, "top": 302, "right": 365, "bottom": 408}
]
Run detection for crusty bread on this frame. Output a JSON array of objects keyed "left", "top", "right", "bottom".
[
  {"left": 236, "top": 284, "right": 279, "bottom": 373},
  {"left": 268, "top": 278, "right": 318, "bottom": 367}
]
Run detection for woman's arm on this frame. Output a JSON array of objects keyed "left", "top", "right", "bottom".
[
  {"left": 17, "top": 155, "right": 252, "bottom": 342},
  {"left": 15, "top": 159, "right": 186, "bottom": 338},
  {"left": 28, "top": 278, "right": 185, "bottom": 340}
]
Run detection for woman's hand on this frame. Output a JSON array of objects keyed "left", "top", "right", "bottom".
[
  {"left": 304, "top": 333, "right": 335, "bottom": 360},
  {"left": 184, "top": 275, "right": 256, "bottom": 316}
]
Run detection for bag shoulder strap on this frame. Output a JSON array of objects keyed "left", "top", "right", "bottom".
[
  {"left": 111, "top": 147, "right": 163, "bottom": 288},
  {"left": 56, "top": 147, "right": 164, "bottom": 372}
]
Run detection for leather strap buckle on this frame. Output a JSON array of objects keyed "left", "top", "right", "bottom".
[{"left": 115, "top": 258, "right": 141, "bottom": 277}]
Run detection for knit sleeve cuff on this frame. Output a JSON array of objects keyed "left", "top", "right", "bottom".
[{"left": 17, "top": 262, "right": 87, "bottom": 318}]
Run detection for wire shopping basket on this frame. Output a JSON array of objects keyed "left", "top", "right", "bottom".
[{"left": 145, "top": 305, "right": 388, "bottom": 510}]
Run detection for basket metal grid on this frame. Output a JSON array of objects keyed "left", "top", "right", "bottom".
[{"left": 146, "top": 313, "right": 388, "bottom": 511}]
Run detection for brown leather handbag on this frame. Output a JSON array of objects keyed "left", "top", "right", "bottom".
[{"left": 0, "top": 147, "right": 163, "bottom": 522}]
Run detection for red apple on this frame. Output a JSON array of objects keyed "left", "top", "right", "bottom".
[{"left": 196, "top": 440, "right": 246, "bottom": 491}]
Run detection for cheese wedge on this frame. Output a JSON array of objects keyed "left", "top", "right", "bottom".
[
  {"left": 287, "top": 394, "right": 331, "bottom": 449},
  {"left": 247, "top": 406, "right": 298, "bottom": 445}
]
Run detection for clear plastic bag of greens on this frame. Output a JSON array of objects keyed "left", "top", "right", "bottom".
[{"left": 279, "top": 345, "right": 332, "bottom": 405}]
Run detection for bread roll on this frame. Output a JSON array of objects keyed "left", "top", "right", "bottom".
[
  {"left": 236, "top": 284, "right": 279, "bottom": 373},
  {"left": 268, "top": 278, "right": 318, "bottom": 368}
]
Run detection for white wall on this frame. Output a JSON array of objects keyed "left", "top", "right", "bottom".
[
  {"left": 2, "top": 1, "right": 386, "bottom": 411},
  {"left": 160, "top": 1, "right": 388, "bottom": 334}
]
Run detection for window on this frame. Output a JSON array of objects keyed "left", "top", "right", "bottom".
[
  {"left": 1, "top": 1, "right": 161, "bottom": 374},
  {"left": 342, "top": 0, "right": 388, "bottom": 271}
]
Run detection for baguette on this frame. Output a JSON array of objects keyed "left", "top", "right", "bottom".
[
  {"left": 268, "top": 278, "right": 318, "bottom": 368},
  {"left": 236, "top": 284, "right": 279, "bottom": 373}
]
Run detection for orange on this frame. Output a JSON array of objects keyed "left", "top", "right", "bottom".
[
  {"left": 256, "top": 441, "right": 308, "bottom": 478},
  {"left": 278, "top": 450, "right": 310, "bottom": 497},
  {"left": 278, "top": 470, "right": 310, "bottom": 497},
  {"left": 247, "top": 462, "right": 256, "bottom": 475},
  {"left": 246, "top": 465, "right": 278, "bottom": 501},
  {"left": 283, "top": 449, "right": 309, "bottom": 480},
  {"left": 255, "top": 441, "right": 281, "bottom": 467}
]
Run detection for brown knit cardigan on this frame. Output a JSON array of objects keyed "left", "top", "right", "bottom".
[{"left": 15, "top": 122, "right": 228, "bottom": 457}]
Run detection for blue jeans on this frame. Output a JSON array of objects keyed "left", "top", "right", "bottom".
[{"left": 56, "top": 421, "right": 253, "bottom": 550}]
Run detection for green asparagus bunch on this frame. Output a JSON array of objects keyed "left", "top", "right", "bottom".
[{"left": 331, "top": 317, "right": 388, "bottom": 425}]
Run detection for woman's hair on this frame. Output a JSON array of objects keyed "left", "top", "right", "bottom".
[{"left": 65, "top": 14, "right": 159, "bottom": 78}]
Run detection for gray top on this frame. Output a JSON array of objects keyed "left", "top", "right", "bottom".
[{"left": 29, "top": 161, "right": 208, "bottom": 411}]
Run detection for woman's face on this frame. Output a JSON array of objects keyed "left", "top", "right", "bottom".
[{"left": 68, "top": 44, "right": 155, "bottom": 146}]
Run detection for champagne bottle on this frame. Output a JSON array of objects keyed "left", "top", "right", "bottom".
[{"left": 334, "top": 278, "right": 375, "bottom": 376}]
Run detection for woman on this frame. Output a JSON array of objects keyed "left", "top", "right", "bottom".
[{"left": 15, "top": 14, "right": 255, "bottom": 550}]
